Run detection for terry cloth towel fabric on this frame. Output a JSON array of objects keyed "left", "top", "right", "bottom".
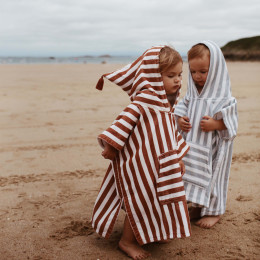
[
  {"left": 174, "top": 40, "right": 238, "bottom": 217},
  {"left": 91, "top": 46, "right": 191, "bottom": 245}
]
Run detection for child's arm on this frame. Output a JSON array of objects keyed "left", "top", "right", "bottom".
[
  {"left": 98, "top": 103, "right": 141, "bottom": 153},
  {"left": 177, "top": 116, "right": 192, "bottom": 132},
  {"left": 200, "top": 115, "right": 227, "bottom": 132},
  {"left": 101, "top": 141, "right": 118, "bottom": 160}
]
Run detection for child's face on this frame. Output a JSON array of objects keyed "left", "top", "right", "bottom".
[
  {"left": 162, "top": 61, "right": 182, "bottom": 96},
  {"left": 189, "top": 54, "right": 210, "bottom": 89}
]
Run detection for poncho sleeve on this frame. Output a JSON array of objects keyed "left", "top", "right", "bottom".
[
  {"left": 213, "top": 97, "right": 238, "bottom": 140},
  {"left": 174, "top": 95, "right": 189, "bottom": 118},
  {"left": 98, "top": 102, "right": 140, "bottom": 150}
]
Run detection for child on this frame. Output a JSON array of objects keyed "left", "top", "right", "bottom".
[
  {"left": 174, "top": 41, "right": 238, "bottom": 229},
  {"left": 92, "top": 46, "right": 191, "bottom": 259}
]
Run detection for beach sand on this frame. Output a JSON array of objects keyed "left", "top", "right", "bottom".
[{"left": 0, "top": 62, "right": 259, "bottom": 260}]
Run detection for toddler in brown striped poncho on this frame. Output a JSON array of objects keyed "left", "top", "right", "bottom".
[{"left": 92, "top": 46, "right": 191, "bottom": 259}]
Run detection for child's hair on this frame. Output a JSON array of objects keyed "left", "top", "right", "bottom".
[
  {"left": 159, "top": 46, "right": 182, "bottom": 73},
  {"left": 188, "top": 44, "right": 210, "bottom": 61}
]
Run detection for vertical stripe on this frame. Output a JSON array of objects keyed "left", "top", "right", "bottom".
[
  {"left": 179, "top": 201, "right": 190, "bottom": 236},
  {"left": 100, "top": 199, "right": 121, "bottom": 236},
  {"left": 145, "top": 108, "right": 161, "bottom": 154},
  {"left": 121, "top": 145, "right": 149, "bottom": 244},
  {"left": 141, "top": 108, "right": 172, "bottom": 240},
  {"left": 156, "top": 110, "right": 168, "bottom": 152},
  {"left": 167, "top": 203, "right": 177, "bottom": 238},
  {"left": 96, "top": 190, "right": 120, "bottom": 233},
  {"left": 167, "top": 114, "right": 176, "bottom": 149},
  {"left": 136, "top": 116, "right": 167, "bottom": 240},
  {"left": 171, "top": 203, "right": 181, "bottom": 237},
  {"left": 130, "top": 132, "right": 160, "bottom": 241},
  {"left": 92, "top": 176, "right": 117, "bottom": 225},
  {"left": 162, "top": 205, "right": 172, "bottom": 238}
]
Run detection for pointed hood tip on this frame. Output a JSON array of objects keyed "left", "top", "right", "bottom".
[{"left": 96, "top": 76, "right": 104, "bottom": 90}]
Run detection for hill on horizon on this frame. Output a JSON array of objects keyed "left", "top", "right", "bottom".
[{"left": 221, "top": 36, "right": 260, "bottom": 61}]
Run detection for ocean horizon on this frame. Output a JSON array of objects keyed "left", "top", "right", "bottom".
[{"left": 0, "top": 55, "right": 188, "bottom": 64}]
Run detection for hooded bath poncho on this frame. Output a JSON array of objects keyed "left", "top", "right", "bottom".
[
  {"left": 91, "top": 46, "right": 191, "bottom": 245},
  {"left": 174, "top": 40, "right": 238, "bottom": 216}
]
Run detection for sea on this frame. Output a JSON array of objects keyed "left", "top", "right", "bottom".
[
  {"left": 0, "top": 56, "right": 137, "bottom": 64},
  {"left": 0, "top": 55, "right": 187, "bottom": 64}
]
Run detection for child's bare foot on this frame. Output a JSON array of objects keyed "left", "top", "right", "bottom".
[
  {"left": 189, "top": 207, "right": 201, "bottom": 220},
  {"left": 119, "top": 239, "right": 151, "bottom": 260},
  {"left": 195, "top": 215, "right": 221, "bottom": 228}
]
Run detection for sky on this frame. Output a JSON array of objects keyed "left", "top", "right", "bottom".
[{"left": 0, "top": 0, "right": 259, "bottom": 57}]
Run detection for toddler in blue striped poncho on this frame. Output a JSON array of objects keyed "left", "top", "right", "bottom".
[{"left": 174, "top": 41, "right": 238, "bottom": 229}]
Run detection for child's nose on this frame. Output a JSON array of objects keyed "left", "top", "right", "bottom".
[
  {"left": 194, "top": 73, "right": 200, "bottom": 80},
  {"left": 175, "top": 76, "right": 181, "bottom": 83}
]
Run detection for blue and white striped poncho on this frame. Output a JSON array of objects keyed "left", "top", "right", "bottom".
[{"left": 174, "top": 40, "right": 238, "bottom": 216}]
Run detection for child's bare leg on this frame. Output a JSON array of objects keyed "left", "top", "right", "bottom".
[
  {"left": 195, "top": 215, "right": 221, "bottom": 228},
  {"left": 119, "top": 215, "right": 151, "bottom": 259},
  {"left": 189, "top": 207, "right": 201, "bottom": 220}
]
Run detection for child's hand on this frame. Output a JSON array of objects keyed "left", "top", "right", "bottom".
[
  {"left": 201, "top": 116, "right": 227, "bottom": 132},
  {"left": 102, "top": 142, "right": 118, "bottom": 160},
  {"left": 179, "top": 160, "right": 185, "bottom": 176},
  {"left": 200, "top": 116, "right": 217, "bottom": 132},
  {"left": 178, "top": 116, "right": 192, "bottom": 132}
]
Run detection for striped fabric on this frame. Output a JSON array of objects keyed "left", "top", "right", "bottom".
[
  {"left": 92, "top": 46, "right": 191, "bottom": 245},
  {"left": 174, "top": 40, "right": 238, "bottom": 216},
  {"left": 157, "top": 150, "right": 186, "bottom": 204}
]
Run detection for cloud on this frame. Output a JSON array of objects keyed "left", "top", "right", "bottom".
[{"left": 0, "top": 0, "right": 259, "bottom": 56}]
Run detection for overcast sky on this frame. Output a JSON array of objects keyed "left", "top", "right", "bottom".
[{"left": 0, "top": 0, "right": 259, "bottom": 56}]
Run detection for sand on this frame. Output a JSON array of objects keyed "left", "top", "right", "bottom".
[{"left": 0, "top": 62, "right": 259, "bottom": 260}]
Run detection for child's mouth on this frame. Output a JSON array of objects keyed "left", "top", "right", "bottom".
[{"left": 196, "top": 81, "right": 204, "bottom": 85}]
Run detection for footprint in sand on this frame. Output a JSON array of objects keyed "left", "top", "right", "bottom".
[
  {"left": 18, "top": 192, "right": 27, "bottom": 198},
  {"left": 225, "top": 248, "right": 245, "bottom": 259},
  {"left": 251, "top": 125, "right": 260, "bottom": 129},
  {"left": 253, "top": 210, "right": 260, "bottom": 221},
  {"left": 0, "top": 209, "right": 8, "bottom": 217},
  {"left": 50, "top": 220, "right": 94, "bottom": 240},
  {"left": 243, "top": 211, "right": 260, "bottom": 225},
  {"left": 232, "top": 153, "right": 260, "bottom": 163},
  {"left": 236, "top": 195, "right": 253, "bottom": 202},
  {"left": 24, "top": 157, "right": 35, "bottom": 162},
  {"left": 45, "top": 122, "right": 54, "bottom": 126}
]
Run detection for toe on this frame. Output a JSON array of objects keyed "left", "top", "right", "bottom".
[{"left": 195, "top": 220, "right": 201, "bottom": 226}]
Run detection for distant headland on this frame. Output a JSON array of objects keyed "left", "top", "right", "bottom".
[{"left": 221, "top": 36, "right": 260, "bottom": 61}]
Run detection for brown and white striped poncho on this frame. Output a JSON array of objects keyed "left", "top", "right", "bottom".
[{"left": 91, "top": 46, "right": 191, "bottom": 245}]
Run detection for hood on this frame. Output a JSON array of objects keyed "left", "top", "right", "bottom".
[
  {"left": 96, "top": 46, "right": 179, "bottom": 111},
  {"left": 187, "top": 40, "right": 232, "bottom": 99}
]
